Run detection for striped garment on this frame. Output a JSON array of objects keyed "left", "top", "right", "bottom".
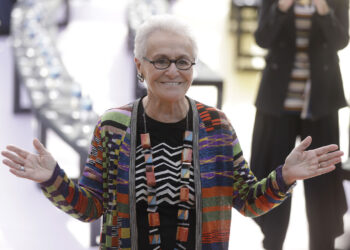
[
  {"left": 135, "top": 104, "right": 195, "bottom": 207},
  {"left": 284, "top": 1, "right": 315, "bottom": 118},
  {"left": 40, "top": 98, "right": 293, "bottom": 250},
  {"left": 135, "top": 143, "right": 195, "bottom": 206}
]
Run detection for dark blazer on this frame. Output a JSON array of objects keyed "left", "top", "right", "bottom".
[{"left": 254, "top": 0, "right": 349, "bottom": 119}]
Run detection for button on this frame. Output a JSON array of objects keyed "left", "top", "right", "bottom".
[{"left": 323, "top": 65, "right": 329, "bottom": 71}]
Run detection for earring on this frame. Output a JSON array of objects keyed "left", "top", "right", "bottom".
[{"left": 137, "top": 73, "right": 144, "bottom": 82}]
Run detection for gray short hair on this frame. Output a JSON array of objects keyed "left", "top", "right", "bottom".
[{"left": 134, "top": 14, "right": 198, "bottom": 60}]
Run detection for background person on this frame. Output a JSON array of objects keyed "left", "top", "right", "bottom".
[{"left": 250, "top": 0, "right": 349, "bottom": 249}]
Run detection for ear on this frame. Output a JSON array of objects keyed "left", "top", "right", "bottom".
[{"left": 134, "top": 57, "right": 142, "bottom": 73}]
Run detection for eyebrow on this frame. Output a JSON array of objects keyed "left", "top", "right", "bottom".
[{"left": 151, "top": 54, "right": 191, "bottom": 60}]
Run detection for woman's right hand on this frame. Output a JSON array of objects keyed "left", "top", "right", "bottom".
[
  {"left": 278, "top": 0, "right": 295, "bottom": 12},
  {"left": 1, "top": 139, "right": 56, "bottom": 183}
]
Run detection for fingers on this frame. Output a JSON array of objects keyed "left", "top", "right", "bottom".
[
  {"left": 318, "top": 150, "right": 343, "bottom": 163},
  {"left": 309, "top": 154, "right": 339, "bottom": 178},
  {"left": 318, "top": 159, "right": 341, "bottom": 170},
  {"left": 3, "top": 158, "right": 23, "bottom": 171},
  {"left": 296, "top": 136, "right": 340, "bottom": 156},
  {"left": 4, "top": 145, "right": 30, "bottom": 159},
  {"left": 9, "top": 167, "right": 28, "bottom": 178},
  {"left": 318, "top": 152, "right": 343, "bottom": 169},
  {"left": 296, "top": 136, "right": 312, "bottom": 152},
  {"left": 1, "top": 150, "right": 26, "bottom": 165},
  {"left": 1, "top": 146, "right": 30, "bottom": 179},
  {"left": 33, "top": 138, "right": 47, "bottom": 155},
  {"left": 315, "top": 150, "right": 343, "bottom": 178},
  {"left": 314, "top": 144, "right": 339, "bottom": 156},
  {"left": 2, "top": 159, "right": 27, "bottom": 178},
  {"left": 315, "top": 165, "right": 336, "bottom": 176}
]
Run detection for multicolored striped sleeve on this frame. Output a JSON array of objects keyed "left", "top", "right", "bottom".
[
  {"left": 231, "top": 134, "right": 293, "bottom": 217},
  {"left": 40, "top": 121, "right": 104, "bottom": 222}
]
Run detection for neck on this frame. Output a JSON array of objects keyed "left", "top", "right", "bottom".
[{"left": 143, "top": 96, "right": 189, "bottom": 123}]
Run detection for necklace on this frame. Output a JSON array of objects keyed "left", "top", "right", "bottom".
[{"left": 140, "top": 109, "right": 193, "bottom": 250}]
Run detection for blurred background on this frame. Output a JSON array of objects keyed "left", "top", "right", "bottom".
[{"left": 0, "top": 0, "right": 349, "bottom": 249}]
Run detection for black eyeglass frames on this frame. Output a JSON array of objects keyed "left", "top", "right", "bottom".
[{"left": 143, "top": 56, "right": 196, "bottom": 70}]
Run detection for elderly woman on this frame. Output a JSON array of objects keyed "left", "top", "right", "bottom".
[{"left": 1, "top": 15, "right": 344, "bottom": 250}]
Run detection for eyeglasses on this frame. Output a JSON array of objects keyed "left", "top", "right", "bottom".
[{"left": 143, "top": 57, "right": 196, "bottom": 70}]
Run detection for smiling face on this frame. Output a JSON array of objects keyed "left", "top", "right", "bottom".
[{"left": 135, "top": 30, "right": 195, "bottom": 103}]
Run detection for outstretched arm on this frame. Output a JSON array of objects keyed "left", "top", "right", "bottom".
[
  {"left": 282, "top": 136, "right": 343, "bottom": 185},
  {"left": 232, "top": 133, "right": 342, "bottom": 217},
  {"left": 1, "top": 131, "right": 104, "bottom": 222}
]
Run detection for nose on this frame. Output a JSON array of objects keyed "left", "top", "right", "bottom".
[{"left": 164, "top": 62, "right": 179, "bottom": 78}]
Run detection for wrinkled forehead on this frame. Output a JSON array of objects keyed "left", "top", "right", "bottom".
[{"left": 145, "top": 30, "right": 194, "bottom": 58}]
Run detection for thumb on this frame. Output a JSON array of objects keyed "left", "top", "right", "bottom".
[
  {"left": 296, "top": 136, "right": 312, "bottom": 152},
  {"left": 33, "top": 138, "right": 48, "bottom": 155}
]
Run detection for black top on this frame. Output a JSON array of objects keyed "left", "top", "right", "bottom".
[{"left": 135, "top": 99, "right": 195, "bottom": 249}]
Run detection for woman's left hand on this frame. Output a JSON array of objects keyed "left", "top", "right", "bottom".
[
  {"left": 282, "top": 136, "right": 343, "bottom": 185},
  {"left": 313, "top": 0, "right": 330, "bottom": 15}
]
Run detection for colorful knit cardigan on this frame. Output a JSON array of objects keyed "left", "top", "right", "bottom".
[{"left": 40, "top": 98, "right": 292, "bottom": 250}]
